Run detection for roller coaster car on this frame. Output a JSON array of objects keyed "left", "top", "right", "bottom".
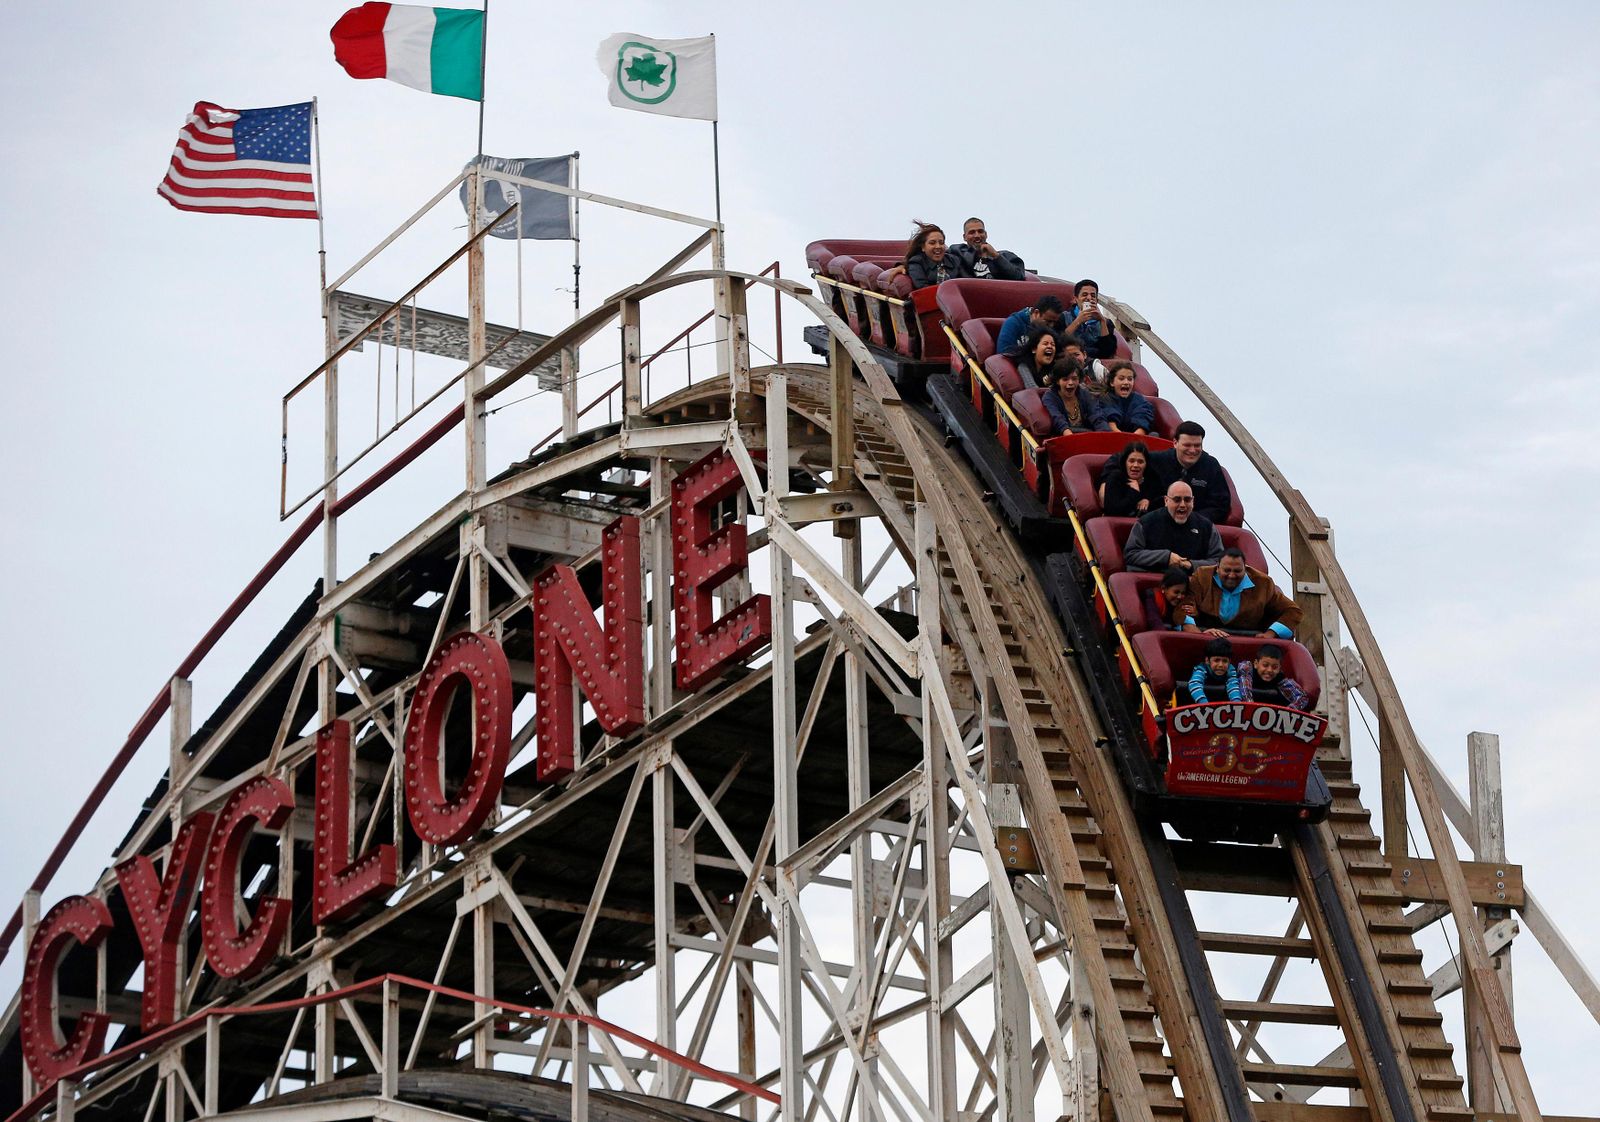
[
  {"left": 806, "top": 238, "right": 969, "bottom": 390},
  {"left": 816, "top": 254, "right": 1333, "bottom": 841}
]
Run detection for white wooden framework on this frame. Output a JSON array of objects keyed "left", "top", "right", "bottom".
[{"left": 2, "top": 185, "right": 1598, "bottom": 1122}]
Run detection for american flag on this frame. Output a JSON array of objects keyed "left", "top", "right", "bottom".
[{"left": 158, "top": 101, "right": 319, "bottom": 220}]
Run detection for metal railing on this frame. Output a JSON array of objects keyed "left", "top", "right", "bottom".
[{"left": 4, "top": 972, "right": 778, "bottom": 1122}]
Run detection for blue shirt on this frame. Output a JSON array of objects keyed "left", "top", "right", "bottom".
[
  {"left": 995, "top": 307, "right": 1035, "bottom": 354},
  {"left": 1212, "top": 571, "right": 1293, "bottom": 639}
]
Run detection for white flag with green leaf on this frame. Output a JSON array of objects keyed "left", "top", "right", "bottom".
[{"left": 596, "top": 33, "right": 717, "bottom": 122}]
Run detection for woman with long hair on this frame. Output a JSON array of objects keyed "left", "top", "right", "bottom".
[
  {"left": 902, "top": 221, "right": 970, "bottom": 288},
  {"left": 1099, "top": 439, "right": 1162, "bottom": 515},
  {"left": 1092, "top": 360, "right": 1155, "bottom": 435},
  {"left": 1003, "top": 328, "right": 1062, "bottom": 388}
]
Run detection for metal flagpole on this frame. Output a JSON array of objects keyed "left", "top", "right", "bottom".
[
  {"left": 476, "top": 1, "right": 488, "bottom": 158},
  {"left": 710, "top": 33, "right": 723, "bottom": 270},
  {"left": 312, "top": 96, "right": 327, "bottom": 299},
  {"left": 710, "top": 120, "right": 724, "bottom": 269},
  {"left": 571, "top": 151, "right": 581, "bottom": 317},
  {"left": 310, "top": 94, "right": 340, "bottom": 625},
  {"left": 561, "top": 152, "right": 580, "bottom": 438}
]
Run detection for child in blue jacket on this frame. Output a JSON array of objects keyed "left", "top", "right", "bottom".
[{"left": 1187, "top": 637, "right": 1243, "bottom": 703}]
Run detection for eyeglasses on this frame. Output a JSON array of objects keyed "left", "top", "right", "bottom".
[{"left": 1168, "top": 497, "right": 1194, "bottom": 504}]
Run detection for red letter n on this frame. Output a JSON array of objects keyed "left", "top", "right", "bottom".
[
  {"left": 533, "top": 515, "right": 646, "bottom": 781},
  {"left": 672, "top": 450, "right": 772, "bottom": 691}
]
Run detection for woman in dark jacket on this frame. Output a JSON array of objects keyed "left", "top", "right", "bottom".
[
  {"left": 1099, "top": 440, "right": 1162, "bottom": 516},
  {"left": 1043, "top": 361, "right": 1096, "bottom": 434},
  {"left": 1092, "top": 361, "right": 1155, "bottom": 435},
  {"left": 1004, "top": 329, "right": 1062, "bottom": 388},
  {"left": 903, "top": 222, "right": 971, "bottom": 289}
]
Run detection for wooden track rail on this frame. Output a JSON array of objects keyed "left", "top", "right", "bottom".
[
  {"left": 1099, "top": 295, "right": 1540, "bottom": 1120},
  {"left": 7, "top": 261, "right": 1573, "bottom": 1122},
  {"left": 771, "top": 336, "right": 1491, "bottom": 1118}
]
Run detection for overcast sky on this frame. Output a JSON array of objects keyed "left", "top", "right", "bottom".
[{"left": 1, "top": 1, "right": 1597, "bottom": 1112}]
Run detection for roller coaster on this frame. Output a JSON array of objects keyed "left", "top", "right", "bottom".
[{"left": 0, "top": 169, "right": 1595, "bottom": 1122}]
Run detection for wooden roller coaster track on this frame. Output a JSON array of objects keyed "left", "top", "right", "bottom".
[{"left": 2, "top": 230, "right": 1591, "bottom": 1122}]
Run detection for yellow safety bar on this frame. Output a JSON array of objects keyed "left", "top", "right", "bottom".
[
  {"left": 811, "top": 272, "right": 908, "bottom": 307},
  {"left": 940, "top": 323, "right": 1042, "bottom": 459},
  {"left": 1066, "top": 509, "right": 1164, "bottom": 723},
  {"left": 938, "top": 318, "right": 1163, "bottom": 728}
]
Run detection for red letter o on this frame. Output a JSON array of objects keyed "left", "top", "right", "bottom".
[{"left": 404, "top": 631, "right": 513, "bottom": 846}]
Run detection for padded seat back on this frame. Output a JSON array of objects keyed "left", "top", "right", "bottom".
[
  {"left": 1085, "top": 517, "right": 1269, "bottom": 577},
  {"left": 959, "top": 317, "right": 1006, "bottom": 367},
  {"left": 851, "top": 259, "right": 896, "bottom": 286},
  {"left": 1011, "top": 388, "right": 1054, "bottom": 440},
  {"left": 936, "top": 279, "right": 1078, "bottom": 329},
  {"left": 1130, "top": 632, "right": 1322, "bottom": 710},
  {"left": 851, "top": 261, "right": 897, "bottom": 347},
  {"left": 1060, "top": 452, "right": 1110, "bottom": 518},
  {"left": 827, "top": 255, "right": 863, "bottom": 284},
  {"left": 806, "top": 239, "right": 903, "bottom": 274},
  {"left": 983, "top": 355, "right": 1026, "bottom": 401},
  {"left": 1151, "top": 397, "right": 1183, "bottom": 440},
  {"left": 881, "top": 271, "right": 914, "bottom": 298},
  {"left": 1108, "top": 571, "right": 1165, "bottom": 637}
]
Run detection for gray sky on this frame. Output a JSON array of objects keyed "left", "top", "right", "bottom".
[{"left": 1, "top": 0, "right": 1597, "bottom": 1111}]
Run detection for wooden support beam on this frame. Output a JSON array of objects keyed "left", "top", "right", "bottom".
[
  {"left": 1389, "top": 857, "right": 1523, "bottom": 909},
  {"left": 1104, "top": 297, "right": 1544, "bottom": 1121},
  {"left": 620, "top": 297, "right": 642, "bottom": 420},
  {"left": 1467, "top": 730, "right": 1515, "bottom": 1113},
  {"left": 828, "top": 333, "right": 857, "bottom": 540}
]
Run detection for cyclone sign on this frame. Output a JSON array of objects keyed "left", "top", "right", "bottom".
[
  {"left": 1164, "top": 702, "right": 1326, "bottom": 802},
  {"left": 19, "top": 450, "right": 771, "bottom": 1088}
]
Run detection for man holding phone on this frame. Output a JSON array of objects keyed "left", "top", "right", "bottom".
[{"left": 1064, "top": 278, "right": 1118, "bottom": 359}]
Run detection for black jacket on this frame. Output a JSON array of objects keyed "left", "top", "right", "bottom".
[
  {"left": 1123, "top": 508, "right": 1224, "bottom": 572},
  {"left": 946, "top": 243, "right": 1026, "bottom": 280},
  {"left": 906, "top": 252, "right": 972, "bottom": 289},
  {"left": 1101, "top": 467, "right": 1163, "bottom": 517},
  {"left": 1148, "top": 449, "right": 1232, "bottom": 523}
]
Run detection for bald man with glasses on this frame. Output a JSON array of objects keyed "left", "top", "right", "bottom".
[{"left": 1123, "top": 482, "right": 1225, "bottom": 573}]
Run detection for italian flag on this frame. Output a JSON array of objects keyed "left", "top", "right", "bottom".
[{"left": 331, "top": 3, "right": 484, "bottom": 101}]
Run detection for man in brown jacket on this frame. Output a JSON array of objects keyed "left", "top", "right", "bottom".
[{"left": 1187, "top": 548, "right": 1302, "bottom": 640}]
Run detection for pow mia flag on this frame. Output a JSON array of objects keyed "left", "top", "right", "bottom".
[{"left": 459, "top": 154, "right": 575, "bottom": 240}]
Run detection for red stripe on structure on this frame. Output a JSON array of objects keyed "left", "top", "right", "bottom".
[{"left": 330, "top": 2, "right": 391, "bottom": 79}]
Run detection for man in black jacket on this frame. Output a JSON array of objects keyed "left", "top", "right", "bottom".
[
  {"left": 1148, "top": 421, "right": 1232, "bottom": 523},
  {"left": 947, "top": 217, "right": 1026, "bottom": 280},
  {"left": 1124, "top": 483, "right": 1225, "bottom": 573}
]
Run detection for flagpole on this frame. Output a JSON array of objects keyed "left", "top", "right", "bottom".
[
  {"left": 476, "top": 0, "right": 488, "bottom": 158},
  {"left": 312, "top": 96, "right": 327, "bottom": 298},
  {"left": 562, "top": 151, "right": 581, "bottom": 438},
  {"left": 571, "top": 151, "right": 581, "bottom": 318},
  {"left": 310, "top": 94, "right": 339, "bottom": 606},
  {"left": 711, "top": 119, "right": 723, "bottom": 269},
  {"left": 709, "top": 31, "right": 724, "bottom": 270}
]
